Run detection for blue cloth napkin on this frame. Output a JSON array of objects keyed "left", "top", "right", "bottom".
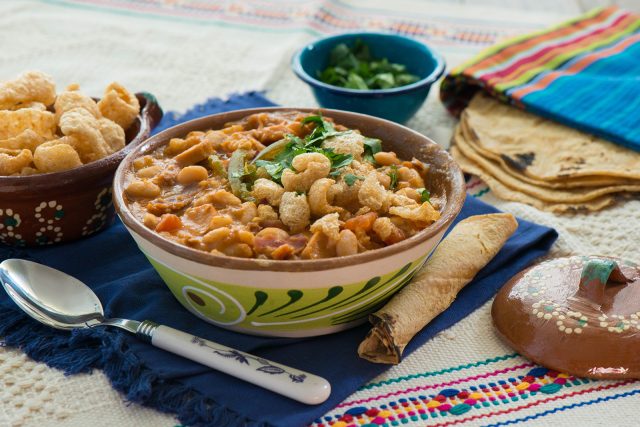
[
  {"left": 441, "top": 7, "right": 640, "bottom": 152},
  {"left": 0, "top": 93, "right": 558, "bottom": 427}
]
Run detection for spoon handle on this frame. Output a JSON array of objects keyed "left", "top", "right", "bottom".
[{"left": 139, "top": 322, "right": 331, "bottom": 405}]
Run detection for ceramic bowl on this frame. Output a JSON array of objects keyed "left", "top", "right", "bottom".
[
  {"left": 0, "top": 93, "right": 162, "bottom": 247},
  {"left": 113, "top": 108, "right": 465, "bottom": 337},
  {"left": 292, "top": 32, "right": 445, "bottom": 123}
]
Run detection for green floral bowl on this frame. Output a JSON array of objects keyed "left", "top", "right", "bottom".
[{"left": 113, "top": 107, "right": 465, "bottom": 337}]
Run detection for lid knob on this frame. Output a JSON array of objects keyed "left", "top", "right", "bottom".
[{"left": 576, "top": 258, "right": 632, "bottom": 305}]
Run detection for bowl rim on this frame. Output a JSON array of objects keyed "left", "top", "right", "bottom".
[
  {"left": 113, "top": 106, "right": 465, "bottom": 273},
  {"left": 0, "top": 92, "right": 161, "bottom": 189},
  {"left": 291, "top": 31, "right": 446, "bottom": 97}
]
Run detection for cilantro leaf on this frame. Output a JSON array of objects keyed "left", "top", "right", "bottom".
[
  {"left": 388, "top": 165, "right": 398, "bottom": 190},
  {"left": 301, "top": 115, "right": 336, "bottom": 145},
  {"left": 363, "top": 137, "right": 382, "bottom": 164},
  {"left": 255, "top": 159, "right": 285, "bottom": 181},
  {"left": 417, "top": 187, "right": 431, "bottom": 203},
  {"left": 301, "top": 115, "right": 354, "bottom": 149},
  {"left": 301, "top": 115, "right": 328, "bottom": 128},
  {"left": 343, "top": 173, "right": 364, "bottom": 186},
  {"left": 327, "top": 151, "right": 353, "bottom": 171}
]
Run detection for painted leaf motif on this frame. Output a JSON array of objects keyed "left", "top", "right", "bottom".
[
  {"left": 191, "top": 336, "right": 206, "bottom": 346},
  {"left": 289, "top": 374, "right": 306, "bottom": 383},
  {"left": 257, "top": 365, "right": 285, "bottom": 375},
  {"left": 215, "top": 350, "right": 249, "bottom": 365},
  {"left": 234, "top": 354, "right": 249, "bottom": 364}
]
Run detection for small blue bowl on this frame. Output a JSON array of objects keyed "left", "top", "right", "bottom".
[{"left": 292, "top": 32, "right": 445, "bottom": 123}]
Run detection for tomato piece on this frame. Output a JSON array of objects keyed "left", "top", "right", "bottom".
[
  {"left": 344, "top": 212, "right": 378, "bottom": 232},
  {"left": 155, "top": 214, "right": 183, "bottom": 233}
]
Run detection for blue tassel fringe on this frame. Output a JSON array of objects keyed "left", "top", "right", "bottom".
[{"left": 0, "top": 304, "right": 265, "bottom": 427}]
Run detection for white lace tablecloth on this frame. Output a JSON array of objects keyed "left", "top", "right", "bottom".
[{"left": 1, "top": 1, "right": 639, "bottom": 426}]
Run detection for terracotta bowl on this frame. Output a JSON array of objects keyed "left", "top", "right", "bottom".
[
  {"left": 0, "top": 93, "right": 163, "bottom": 247},
  {"left": 113, "top": 108, "right": 465, "bottom": 337}
]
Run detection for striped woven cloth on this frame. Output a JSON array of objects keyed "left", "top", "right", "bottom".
[{"left": 440, "top": 6, "right": 640, "bottom": 152}]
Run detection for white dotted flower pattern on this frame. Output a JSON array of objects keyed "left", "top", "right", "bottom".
[
  {"left": 34, "top": 201, "right": 65, "bottom": 245},
  {"left": 0, "top": 208, "right": 24, "bottom": 246},
  {"left": 82, "top": 187, "right": 113, "bottom": 237},
  {"left": 0, "top": 186, "right": 115, "bottom": 246}
]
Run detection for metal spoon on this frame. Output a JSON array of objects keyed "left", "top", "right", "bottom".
[{"left": 0, "top": 259, "right": 331, "bottom": 405}]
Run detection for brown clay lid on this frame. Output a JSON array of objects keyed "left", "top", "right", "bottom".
[{"left": 492, "top": 256, "right": 640, "bottom": 379}]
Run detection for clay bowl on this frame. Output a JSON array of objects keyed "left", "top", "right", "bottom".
[
  {"left": 0, "top": 93, "right": 162, "bottom": 247},
  {"left": 113, "top": 107, "right": 465, "bottom": 337}
]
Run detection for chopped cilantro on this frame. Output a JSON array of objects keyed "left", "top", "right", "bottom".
[
  {"left": 254, "top": 116, "right": 353, "bottom": 183},
  {"left": 318, "top": 39, "right": 420, "bottom": 90}
]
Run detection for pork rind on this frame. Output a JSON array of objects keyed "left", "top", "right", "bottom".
[
  {"left": 0, "top": 148, "right": 33, "bottom": 175},
  {"left": 358, "top": 173, "right": 389, "bottom": 211},
  {"left": 281, "top": 153, "right": 331, "bottom": 192},
  {"left": 98, "top": 82, "right": 140, "bottom": 130},
  {"left": 279, "top": 192, "right": 310, "bottom": 233},
  {"left": 18, "top": 166, "right": 39, "bottom": 176},
  {"left": 0, "top": 109, "right": 56, "bottom": 140},
  {"left": 0, "top": 130, "right": 46, "bottom": 152},
  {"left": 33, "top": 139, "right": 82, "bottom": 173},
  {"left": 321, "top": 132, "right": 365, "bottom": 161},
  {"left": 308, "top": 178, "right": 345, "bottom": 217},
  {"left": 54, "top": 88, "right": 101, "bottom": 121},
  {"left": 0, "top": 72, "right": 137, "bottom": 176},
  {"left": 252, "top": 178, "right": 285, "bottom": 206},
  {"left": 8, "top": 102, "right": 47, "bottom": 111},
  {"left": 0, "top": 71, "right": 56, "bottom": 110},
  {"left": 372, "top": 217, "right": 404, "bottom": 244},
  {"left": 388, "top": 202, "right": 441, "bottom": 223},
  {"left": 59, "top": 108, "right": 113, "bottom": 163},
  {"left": 97, "top": 117, "right": 125, "bottom": 153},
  {"left": 310, "top": 213, "right": 341, "bottom": 242}
]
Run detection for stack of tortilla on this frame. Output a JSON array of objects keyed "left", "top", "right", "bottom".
[{"left": 451, "top": 93, "right": 640, "bottom": 213}]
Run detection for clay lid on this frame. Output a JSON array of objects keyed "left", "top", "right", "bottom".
[{"left": 492, "top": 256, "right": 640, "bottom": 379}]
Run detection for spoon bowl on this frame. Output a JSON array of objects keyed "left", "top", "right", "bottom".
[
  {"left": 1, "top": 259, "right": 103, "bottom": 329},
  {"left": 0, "top": 258, "right": 331, "bottom": 405}
]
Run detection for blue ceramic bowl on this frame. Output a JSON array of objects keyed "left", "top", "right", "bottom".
[{"left": 292, "top": 32, "right": 445, "bottom": 123}]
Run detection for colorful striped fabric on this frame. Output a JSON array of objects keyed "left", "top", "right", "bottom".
[
  {"left": 311, "top": 352, "right": 640, "bottom": 427},
  {"left": 440, "top": 7, "right": 640, "bottom": 153},
  {"left": 45, "top": 0, "right": 550, "bottom": 54}
]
